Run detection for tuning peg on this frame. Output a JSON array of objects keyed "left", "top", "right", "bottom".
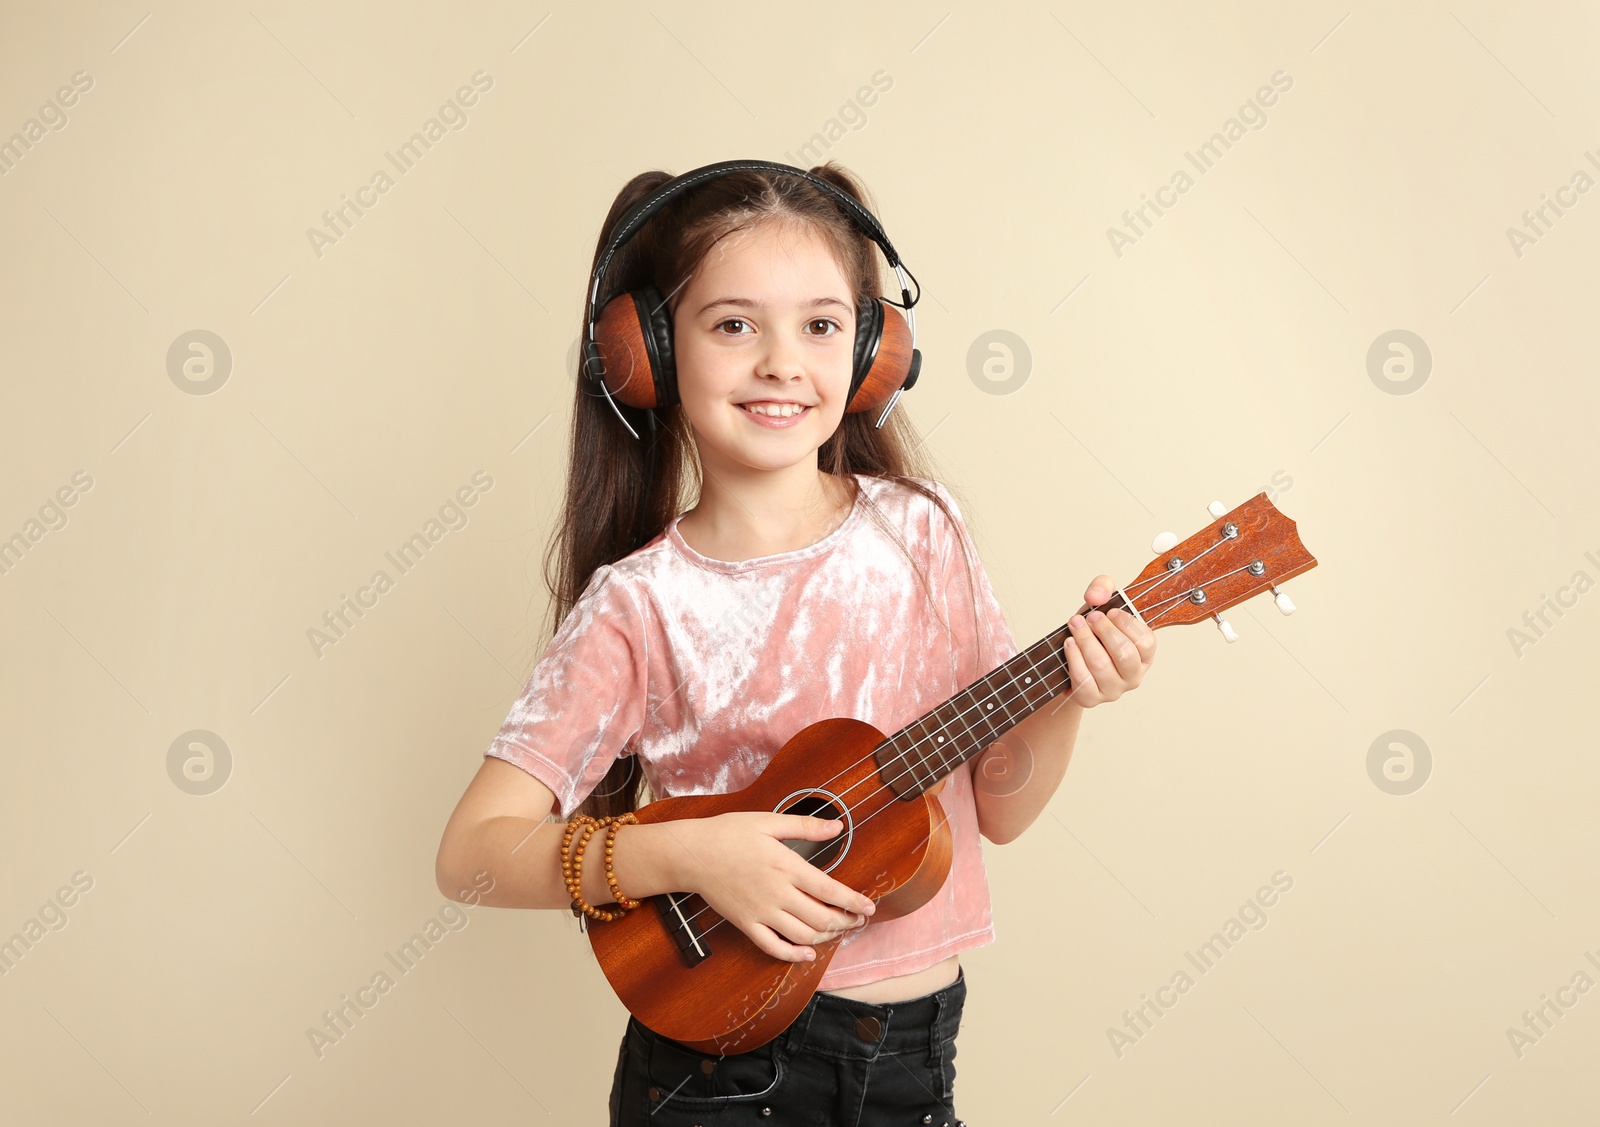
[
  {"left": 1151, "top": 531, "right": 1178, "bottom": 553},
  {"left": 1213, "top": 613, "right": 1238, "bottom": 643},
  {"left": 1271, "top": 585, "right": 1296, "bottom": 615},
  {"left": 1207, "top": 500, "right": 1227, "bottom": 519}
]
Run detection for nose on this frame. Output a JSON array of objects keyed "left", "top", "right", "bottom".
[{"left": 757, "top": 326, "right": 807, "bottom": 383}]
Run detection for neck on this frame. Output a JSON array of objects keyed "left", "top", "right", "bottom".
[
  {"left": 683, "top": 461, "right": 849, "bottom": 557},
  {"left": 873, "top": 589, "right": 1136, "bottom": 799}
]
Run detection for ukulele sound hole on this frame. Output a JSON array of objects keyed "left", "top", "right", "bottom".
[{"left": 774, "top": 792, "right": 850, "bottom": 873}]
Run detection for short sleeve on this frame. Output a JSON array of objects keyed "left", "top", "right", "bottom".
[
  {"left": 928, "top": 482, "right": 1019, "bottom": 690},
  {"left": 484, "top": 565, "right": 649, "bottom": 820}
]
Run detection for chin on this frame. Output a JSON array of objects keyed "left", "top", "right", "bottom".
[{"left": 737, "top": 446, "right": 814, "bottom": 471}]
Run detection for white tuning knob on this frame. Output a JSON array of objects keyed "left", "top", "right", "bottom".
[
  {"left": 1208, "top": 500, "right": 1227, "bottom": 518},
  {"left": 1151, "top": 531, "right": 1178, "bottom": 553},
  {"left": 1214, "top": 614, "right": 1238, "bottom": 643},
  {"left": 1272, "top": 586, "right": 1296, "bottom": 615}
]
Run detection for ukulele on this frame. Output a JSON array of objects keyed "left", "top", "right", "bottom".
[{"left": 586, "top": 492, "right": 1317, "bottom": 1053}]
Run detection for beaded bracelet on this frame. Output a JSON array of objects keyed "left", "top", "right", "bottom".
[
  {"left": 564, "top": 818, "right": 609, "bottom": 921},
  {"left": 602, "top": 813, "right": 640, "bottom": 910},
  {"left": 562, "top": 816, "right": 609, "bottom": 919},
  {"left": 560, "top": 813, "right": 639, "bottom": 922}
]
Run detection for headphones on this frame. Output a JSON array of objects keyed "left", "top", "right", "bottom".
[{"left": 579, "top": 159, "right": 923, "bottom": 439}]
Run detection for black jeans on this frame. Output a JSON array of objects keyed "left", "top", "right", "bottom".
[{"left": 608, "top": 964, "right": 969, "bottom": 1126}]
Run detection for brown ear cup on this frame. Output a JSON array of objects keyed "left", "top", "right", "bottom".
[
  {"left": 592, "top": 285, "right": 675, "bottom": 410},
  {"left": 591, "top": 287, "right": 917, "bottom": 416},
  {"left": 850, "top": 295, "right": 919, "bottom": 415}
]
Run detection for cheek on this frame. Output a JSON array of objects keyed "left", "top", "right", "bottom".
[
  {"left": 674, "top": 340, "right": 729, "bottom": 403},
  {"left": 824, "top": 364, "right": 855, "bottom": 410}
]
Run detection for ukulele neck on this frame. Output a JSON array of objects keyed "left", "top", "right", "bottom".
[{"left": 874, "top": 589, "right": 1140, "bottom": 799}]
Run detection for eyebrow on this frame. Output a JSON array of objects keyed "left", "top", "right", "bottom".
[{"left": 696, "top": 296, "right": 853, "bottom": 317}]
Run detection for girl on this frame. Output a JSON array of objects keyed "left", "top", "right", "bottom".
[{"left": 435, "top": 161, "right": 1157, "bottom": 1126}]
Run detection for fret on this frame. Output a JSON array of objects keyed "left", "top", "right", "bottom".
[
  {"left": 928, "top": 707, "right": 947, "bottom": 778},
  {"left": 875, "top": 623, "right": 1079, "bottom": 799},
  {"left": 987, "top": 663, "right": 1023, "bottom": 730},
  {"left": 898, "top": 716, "right": 927, "bottom": 789}
]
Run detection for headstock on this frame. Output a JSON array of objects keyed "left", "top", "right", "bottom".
[{"left": 1118, "top": 495, "right": 1317, "bottom": 641}]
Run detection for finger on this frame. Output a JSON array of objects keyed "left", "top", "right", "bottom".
[
  {"left": 796, "top": 867, "right": 877, "bottom": 918},
  {"left": 1072, "top": 613, "right": 1120, "bottom": 689},
  {"left": 749, "top": 919, "right": 814, "bottom": 963},
  {"left": 1107, "top": 604, "right": 1152, "bottom": 641},
  {"left": 1083, "top": 574, "right": 1117, "bottom": 606},
  {"left": 774, "top": 813, "right": 844, "bottom": 839},
  {"left": 1109, "top": 606, "right": 1159, "bottom": 663},
  {"left": 796, "top": 896, "right": 864, "bottom": 934},
  {"left": 1088, "top": 609, "right": 1143, "bottom": 681},
  {"left": 782, "top": 890, "right": 850, "bottom": 936},
  {"left": 772, "top": 909, "right": 838, "bottom": 951},
  {"left": 1061, "top": 617, "right": 1102, "bottom": 706}
]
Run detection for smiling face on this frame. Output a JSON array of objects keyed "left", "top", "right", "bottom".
[{"left": 671, "top": 219, "right": 857, "bottom": 479}]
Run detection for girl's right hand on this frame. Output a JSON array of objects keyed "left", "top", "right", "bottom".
[{"left": 677, "top": 812, "right": 878, "bottom": 964}]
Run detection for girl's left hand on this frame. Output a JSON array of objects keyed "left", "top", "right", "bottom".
[{"left": 1060, "top": 574, "right": 1157, "bottom": 708}]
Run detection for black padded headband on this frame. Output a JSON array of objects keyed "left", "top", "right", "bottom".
[{"left": 585, "top": 159, "right": 918, "bottom": 347}]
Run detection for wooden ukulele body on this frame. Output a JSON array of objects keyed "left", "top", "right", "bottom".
[{"left": 587, "top": 716, "right": 953, "bottom": 1054}]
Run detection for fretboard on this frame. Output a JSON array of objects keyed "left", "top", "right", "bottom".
[{"left": 873, "top": 590, "right": 1134, "bottom": 799}]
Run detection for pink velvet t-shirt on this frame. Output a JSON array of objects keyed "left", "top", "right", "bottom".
[{"left": 484, "top": 473, "right": 1020, "bottom": 991}]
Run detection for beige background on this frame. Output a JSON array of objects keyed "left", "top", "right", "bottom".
[{"left": 2, "top": 1, "right": 1597, "bottom": 1122}]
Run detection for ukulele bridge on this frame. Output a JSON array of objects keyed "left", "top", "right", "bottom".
[{"left": 653, "top": 891, "right": 713, "bottom": 967}]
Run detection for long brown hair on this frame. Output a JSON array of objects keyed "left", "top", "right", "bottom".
[{"left": 541, "top": 161, "right": 987, "bottom": 821}]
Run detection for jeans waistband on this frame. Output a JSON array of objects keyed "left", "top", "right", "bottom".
[{"left": 777, "top": 965, "right": 965, "bottom": 1061}]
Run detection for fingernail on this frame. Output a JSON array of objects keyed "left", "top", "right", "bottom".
[
  {"left": 1088, "top": 610, "right": 1103, "bottom": 622},
  {"left": 1071, "top": 615, "right": 1085, "bottom": 627}
]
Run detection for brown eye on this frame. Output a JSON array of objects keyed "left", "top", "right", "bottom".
[
  {"left": 716, "top": 318, "right": 750, "bottom": 335},
  {"left": 807, "top": 318, "right": 842, "bottom": 336}
]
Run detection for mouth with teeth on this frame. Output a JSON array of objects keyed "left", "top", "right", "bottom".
[{"left": 736, "top": 400, "right": 813, "bottom": 426}]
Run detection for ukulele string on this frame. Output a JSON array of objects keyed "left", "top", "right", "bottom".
[
  {"left": 672, "top": 540, "right": 1261, "bottom": 944},
  {"left": 676, "top": 637, "right": 1069, "bottom": 947},
  {"left": 1116, "top": 561, "right": 1261, "bottom": 626},
  {"left": 796, "top": 550, "right": 1210, "bottom": 806},
  {"left": 669, "top": 599, "right": 1117, "bottom": 944},
  {"left": 795, "top": 565, "right": 1173, "bottom": 804},
  {"left": 832, "top": 553, "right": 1266, "bottom": 817},
  {"left": 826, "top": 555, "right": 1264, "bottom": 821}
]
